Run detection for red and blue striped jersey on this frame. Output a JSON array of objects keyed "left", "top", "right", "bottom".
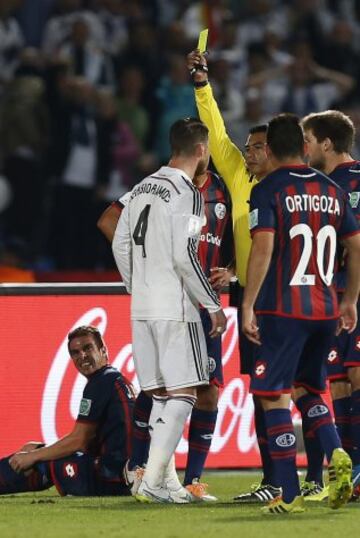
[
  {"left": 249, "top": 165, "right": 360, "bottom": 319},
  {"left": 329, "top": 160, "right": 360, "bottom": 292},
  {"left": 76, "top": 366, "right": 134, "bottom": 479},
  {"left": 197, "top": 171, "right": 232, "bottom": 277}
]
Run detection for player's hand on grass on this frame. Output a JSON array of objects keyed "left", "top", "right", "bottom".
[
  {"left": 336, "top": 300, "right": 357, "bottom": 335},
  {"left": 209, "top": 308, "right": 227, "bottom": 338},
  {"left": 242, "top": 307, "right": 261, "bottom": 345},
  {"left": 9, "top": 451, "right": 37, "bottom": 473},
  {"left": 187, "top": 50, "right": 208, "bottom": 83}
]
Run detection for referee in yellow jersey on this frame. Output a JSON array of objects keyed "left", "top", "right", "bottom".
[{"left": 187, "top": 50, "right": 281, "bottom": 503}]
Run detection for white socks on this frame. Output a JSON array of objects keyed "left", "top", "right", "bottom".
[{"left": 143, "top": 394, "right": 196, "bottom": 489}]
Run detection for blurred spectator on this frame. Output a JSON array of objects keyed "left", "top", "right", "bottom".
[
  {"left": 208, "top": 53, "right": 243, "bottom": 126},
  {"left": 96, "top": 89, "right": 140, "bottom": 199},
  {"left": 180, "top": 0, "right": 231, "bottom": 48},
  {"left": 0, "top": 0, "right": 25, "bottom": 91},
  {"left": 154, "top": 54, "right": 197, "bottom": 162},
  {"left": 95, "top": 0, "right": 128, "bottom": 57},
  {"left": 48, "top": 78, "right": 109, "bottom": 269},
  {"left": 318, "top": 19, "right": 360, "bottom": 101},
  {"left": 116, "top": 66, "right": 149, "bottom": 150},
  {"left": 0, "top": 237, "right": 35, "bottom": 283},
  {"left": 94, "top": 90, "right": 140, "bottom": 269},
  {"left": 0, "top": 49, "right": 49, "bottom": 250},
  {"left": 248, "top": 41, "right": 355, "bottom": 116},
  {"left": 228, "top": 86, "right": 269, "bottom": 149},
  {"left": 57, "top": 17, "right": 114, "bottom": 88},
  {"left": 42, "top": 0, "right": 104, "bottom": 57}
]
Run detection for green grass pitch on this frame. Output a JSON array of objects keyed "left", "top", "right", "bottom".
[{"left": 0, "top": 472, "right": 358, "bottom": 538}]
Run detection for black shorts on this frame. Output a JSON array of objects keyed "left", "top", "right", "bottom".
[{"left": 232, "top": 282, "right": 255, "bottom": 375}]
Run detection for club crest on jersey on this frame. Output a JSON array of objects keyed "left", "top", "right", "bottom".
[
  {"left": 79, "top": 398, "right": 92, "bottom": 416},
  {"left": 254, "top": 360, "right": 266, "bottom": 378},
  {"left": 208, "top": 357, "right": 216, "bottom": 373},
  {"left": 276, "top": 433, "right": 296, "bottom": 448},
  {"left": 215, "top": 203, "right": 226, "bottom": 220},
  {"left": 349, "top": 191, "right": 360, "bottom": 209},
  {"left": 327, "top": 348, "right": 339, "bottom": 364},
  {"left": 63, "top": 462, "right": 78, "bottom": 478},
  {"left": 356, "top": 336, "right": 360, "bottom": 352},
  {"left": 308, "top": 405, "right": 328, "bottom": 418},
  {"left": 249, "top": 208, "right": 258, "bottom": 230}
]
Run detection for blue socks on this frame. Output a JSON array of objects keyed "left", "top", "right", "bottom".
[
  {"left": 351, "top": 389, "right": 360, "bottom": 466},
  {"left": 332, "top": 396, "right": 352, "bottom": 456},
  {"left": 128, "top": 391, "right": 152, "bottom": 470},
  {"left": 296, "top": 394, "right": 340, "bottom": 462},
  {"left": 253, "top": 397, "right": 276, "bottom": 486},
  {"left": 183, "top": 408, "right": 217, "bottom": 486},
  {"left": 265, "top": 408, "right": 299, "bottom": 503}
]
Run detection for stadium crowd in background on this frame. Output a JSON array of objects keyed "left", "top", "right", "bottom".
[{"left": 1, "top": 0, "right": 360, "bottom": 271}]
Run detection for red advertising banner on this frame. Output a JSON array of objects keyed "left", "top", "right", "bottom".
[{"left": 0, "top": 291, "right": 320, "bottom": 467}]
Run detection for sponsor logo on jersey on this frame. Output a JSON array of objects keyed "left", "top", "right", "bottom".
[
  {"left": 79, "top": 398, "right": 92, "bottom": 416},
  {"left": 349, "top": 191, "right": 360, "bottom": 209},
  {"left": 276, "top": 433, "right": 296, "bottom": 448},
  {"left": 307, "top": 405, "right": 328, "bottom": 418},
  {"left": 199, "top": 232, "right": 221, "bottom": 246},
  {"left": 327, "top": 348, "right": 339, "bottom": 363},
  {"left": 356, "top": 336, "right": 360, "bottom": 351},
  {"left": 208, "top": 357, "right": 216, "bottom": 373},
  {"left": 254, "top": 360, "right": 266, "bottom": 378},
  {"left": 201, "top": 434, "right": 213, "bottom": 440},
  {"left": 249, "top": 209, "right": 258, "bottom": 230},
  {"left": 63, "top": 462, "right": 78, "bottom": 478},
  {"left": 215, "top": 203, "right": 227, "bottom": 220}
]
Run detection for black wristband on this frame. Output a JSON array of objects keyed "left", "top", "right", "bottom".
[
  {"left": 193, "top": 79, "right": 209, "bottom": 88},
  {"left": 189, "top": 64, "right": 208, "bottom": 77}
]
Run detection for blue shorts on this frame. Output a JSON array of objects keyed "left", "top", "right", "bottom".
[
  {"left": 250, "top": 315, "right": 337, "bottom": 396},
  {"left": 49, "top": 453, "right": 130, "bottom": 496},
  {"left": 327, "top": 301, "right": 360, "bottom": 381},
  {"left": 200, "top": 309, "right": 224, "bottom": 387}
]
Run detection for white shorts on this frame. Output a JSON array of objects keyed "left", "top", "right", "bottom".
[{"left": 132, "top": 320, "right": 209, "bottom": 391}]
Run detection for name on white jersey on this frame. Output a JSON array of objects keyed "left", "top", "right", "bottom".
[
  {"left": 285, "top": 194, "right": 340, "bottom": 215},
  {"left": 131, "top": 182, "right": 171, "bottom": 203}
]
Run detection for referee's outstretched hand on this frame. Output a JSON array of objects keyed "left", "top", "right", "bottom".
[{"left": 187, "top": 49, "right": 208, "bottom": 83}]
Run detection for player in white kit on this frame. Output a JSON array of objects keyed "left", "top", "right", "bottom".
[{"left": 113, "top": 118, "right": 227, "bottom": 503}]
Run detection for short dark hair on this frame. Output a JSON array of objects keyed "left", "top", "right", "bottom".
[
  {"left": 267, "top": 113, "right": 304, "bottom": 160},
  {"left": 301, "top": 110, "right": 355, "bottom": 153},
  {"left": 68, "top": 325, "right": 105, "bottom": 353},
  {"left": 169, "top": 117, "right": 208, "bottom": 157},
  {"left": 249, "top": 124, "right": 268, "bottom": 135}
]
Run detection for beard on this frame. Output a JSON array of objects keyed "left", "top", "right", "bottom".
[{"left": 310, "top": 154, "right": 326, "bottom": 172}]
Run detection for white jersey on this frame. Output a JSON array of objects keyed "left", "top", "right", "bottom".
[{"left": 113, "top": 166, "right": 221, "bottom": 321}]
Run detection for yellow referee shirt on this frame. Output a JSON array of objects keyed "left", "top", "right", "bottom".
[{"left": 195, "top": 83, "right": 257, "bottom": 286}]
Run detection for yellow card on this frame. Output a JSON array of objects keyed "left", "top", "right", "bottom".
[{"left": 197, "top": 29, "right": 208, "bottom": 53}]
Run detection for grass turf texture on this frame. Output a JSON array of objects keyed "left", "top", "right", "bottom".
[{"left": 0, "top": 473, "right": 358, "bottom": 538}]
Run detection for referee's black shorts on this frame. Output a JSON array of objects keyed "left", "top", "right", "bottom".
[{"left": 229, "top": 281, "right": 255, "bottom": 375}]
